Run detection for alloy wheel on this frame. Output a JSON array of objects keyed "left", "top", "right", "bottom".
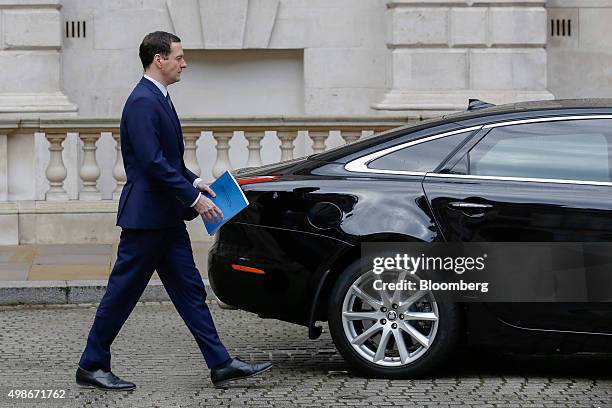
[{"left": 341, "top": 270, "right": 439, "bottom": 367}]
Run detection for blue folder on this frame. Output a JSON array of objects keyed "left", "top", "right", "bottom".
[{"left": 201, "top": 171, "right": 249, "bottom": 235}]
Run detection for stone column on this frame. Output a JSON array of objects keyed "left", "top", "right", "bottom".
[
  {"left": 112, "top": 133, "right": 126, "bottom": 200},
  {"left": 278, "top": 131, "right": 297, "bottom": 162},
  {"left": 212, "top": 131, "right": 233, "bottom": 178},
  {"left": 309, "top": 131, "right": 328, "bottom": 154},
  {"left": 78, "top": 133, "right": 102, "bottom": 201},
  {"left": 183, "top": 132, "right": 202, "bottom": 176},
  {"left": 0, "top": 133, "right": 7, "bottom": 201},
  {"left": 341, "top": 131, "right": 362, "bottom": 144},
  {"left": 44, "top": 132, "right": 69, "bottom": 201},
  {"left": 245, "top": 131, "right": 264, "bottom": 168},
  {"left": 0, "top": 1, "right": 77, "bottom": 118},
  {"left": 374, "top": 0, "right": 553, "bottom": 116}
]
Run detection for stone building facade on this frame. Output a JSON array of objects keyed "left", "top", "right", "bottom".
[
  {"left": 0, "top": 0, "right": 611, "bottom": 245},
  {"left": 1, "top": 0, "right": 610, "bottom": 120}
]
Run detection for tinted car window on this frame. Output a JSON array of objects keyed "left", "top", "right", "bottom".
[
  {"left": 457, "top": 119, "right": 612, "bottom": 182},
  {"left": 368, "top": 132, "right": 469, "bottom": 172}
]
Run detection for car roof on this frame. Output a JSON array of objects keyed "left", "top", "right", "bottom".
[
  {"left": 444, "top": 98, "right": 612, "bottom": 124},
  {"left": 368, "top": 98, "right": 612, "bottom": 144},
  {"left": 310, "top": 98, "right": 612, "bottom": 163},
  {"left": 376, "top": 98, "right": 612, "bottom": 137}
]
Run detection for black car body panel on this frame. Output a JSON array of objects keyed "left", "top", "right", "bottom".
[
  {"left": 208, "top": 100, "right": 612, "bottom": 355},
  {"left": 209, "top": 222, "right": 352, "bottom": 325},
  {"left": 233, "top": 176, "right": 439, "bottom": 243}
]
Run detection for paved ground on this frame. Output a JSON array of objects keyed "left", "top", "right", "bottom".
[{"left": 0, "top": 302, "right": 611, "bottom": 407}]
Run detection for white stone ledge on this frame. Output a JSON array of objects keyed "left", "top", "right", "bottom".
[
  {"left": 547, "top": 0, "right": 612, "bottom": 6},
  {"left": 388, "top": 1, "right": 545, "bottom": 7},
  {"left": 0, "top": 202, "right": 214, "bottom": 244},
  {"left": 180, "top": 117, "right": 415, "bottom": 128},
  {"left": 0, "top": 92, "right": 77, "bottom": 118},
  {"left": 0, "top": 119, "right": 19, "bottom": 129},
  {"left": 15, "top": 116, "right": 416, "bottom": 129},
  {"left": 0, "top": 200, "right": 118, "bottom": 215},
  {"left": 0, "top": 49, "right": 60, "bottom": 56},
  {"left": 388, "top": 44, "right": 545, "bottom": 49},
  {"left": 0, "top": 1, "right": 60, "bottom": 9},
  {"left": 0, "top": 279, "right": 203, "bottom": 305},
  {"left": 0, "top": 116, "right": 417, "bottom": 134},
  {"left": 1, "top": 46, "right": 61, "bottom": 52}
]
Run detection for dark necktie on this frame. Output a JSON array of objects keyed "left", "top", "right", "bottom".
[{"left": 166, "top": 92, "right": 174, "bottom": 110}]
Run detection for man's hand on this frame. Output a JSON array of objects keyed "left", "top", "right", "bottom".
[
  {"left": 196, "top": 180, "right": 216, "bottom": 198},
  {"left": 194, "top": 194, "right": 223, "bottom": 224}
]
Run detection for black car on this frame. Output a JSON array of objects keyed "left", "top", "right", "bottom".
[{"left": 208, "top": 99, "right": 612, "bottom": 378}]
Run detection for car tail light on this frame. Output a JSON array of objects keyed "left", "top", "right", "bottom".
[
  {"left": 236, "top": 175, "right": 280, "bottom": 186},
  {"left": 231, "top": 264, "right": 266, "bottom": 275}
]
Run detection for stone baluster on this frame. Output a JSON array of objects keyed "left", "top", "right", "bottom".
[
  {"left": 183, "top": 131, "right": 202, "bottom": 176},
  {"left": 309, "top": 130, "right": 329, "bottom": 154},
  {"left": 44, "top": 132, "right": 69, "bottom": 201},
  {"left": 245, "top": 131, "right": 264, "bottom": 168},
  {"left": 0, "top": 133, "right": 7, "bottom": 201},
  {"left": 212, "top": 131, "right": 233, "bottom": 178},
  {"left": 278, "top": 131, "right": 297, "bottom": 161},
  {"left": 78, "top": 132, "right": 102, "bottom": 200},
  {"left": 341, "top": 130, "right": 362, "bottom": 144},
  {"left": 112, "top": 132, "right": 126, "bottom": 200},
  {"left": 364, "top": 129, "right": 375, "bottom": 138}
]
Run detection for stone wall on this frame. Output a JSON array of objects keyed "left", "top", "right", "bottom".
[
  {"left": 0, "top": 0, "right": 76, "bottom": 118},
  {"left": 547, "top": 0, "right": 612, "bottom": 99},
  {"left": 374, "top": 0, "right": 554, "bottom": 116},
  {"left": 59, "top": 0, "right": 388, "bottom": 117},
  {"left": 2, "top": 0, "right": 611, "bottom": 121}
]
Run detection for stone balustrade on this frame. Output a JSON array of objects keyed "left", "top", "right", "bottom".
[
  {"left": 0, "top": 116, "right": 414, "bottom": 206},
  {"left": 0, "top": 116, "right": 416, "bottom": 244}
]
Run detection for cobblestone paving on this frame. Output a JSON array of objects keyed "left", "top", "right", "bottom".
[{"left": 0, "top": 302, "right": 611, "bottom": 407}]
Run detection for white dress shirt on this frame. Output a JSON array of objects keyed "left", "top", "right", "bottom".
[
  {"left": 143, "top": 74, "right": 168, "bottom": 97},
  {"left": 143, "top": 75, "right": 203, "bottom": 207}
]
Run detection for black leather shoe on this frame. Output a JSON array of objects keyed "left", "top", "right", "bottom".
[
  {"left": 76, "top": 367, "right": 136, "bottom": 391},
  {"left": 211, "top": 358, "right": 272, "bottom": 388}
]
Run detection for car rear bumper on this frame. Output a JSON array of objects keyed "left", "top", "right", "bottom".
[{"left": 208, "top": 221, "right": 352, "bottom": 326}]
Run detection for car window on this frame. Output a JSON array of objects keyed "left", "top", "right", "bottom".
[
  {"left": 454, "top": 119, "right": 612, "bottom": 182},
  {"left": 368, "top": 132, "right": 469, "bottom": 172}
]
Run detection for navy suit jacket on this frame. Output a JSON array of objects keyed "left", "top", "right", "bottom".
[{"left": 117, "top": 77, "right": 199, "bottom": 229}]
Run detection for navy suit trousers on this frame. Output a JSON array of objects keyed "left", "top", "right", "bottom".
[{"left": 79, "top": 225, "right": 231, "bottom": 371}]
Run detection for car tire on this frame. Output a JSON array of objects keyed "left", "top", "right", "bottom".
[{"left": 328, "top": 257, "right": 462, "bottom": 378}]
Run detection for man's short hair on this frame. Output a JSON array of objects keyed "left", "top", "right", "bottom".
[{"left": 139, "top": 31, "right": 181, "bottom": 69}]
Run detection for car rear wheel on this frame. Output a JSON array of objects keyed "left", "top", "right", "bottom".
[{"left": 328, "top": 258, "right": 461, "bottom": 378}]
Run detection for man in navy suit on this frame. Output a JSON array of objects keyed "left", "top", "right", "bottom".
[{"left": 76, "top": 31, "right": 271, "bottom": 390}]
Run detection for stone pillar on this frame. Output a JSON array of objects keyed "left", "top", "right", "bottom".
[
  {"left": 245, "top": 131, "right": 264, "bottom": 168},
  {"left": 212, "top": 131, "right": 233, "bottom": 178},
  {"left": 78, "top": 133, "right": 102, "bottom": 200},
  {"left": 183, "top": 132, "right": 202, "bottom": 176},
  {"left": 278, "top": 131, "right": 297, "bottom": 162},
  {"left": 309, "top": 131, "right": 328, "bottom": 154},
  {"left": 45, "top": 132, "right": 69, "bottom": 201},
  {"left": 112, "top": 133, "right": 126, "bottom": 200},
  {"left": 374, "top": 0, "right": 554, "bottom": 116},
  {"left": 0, "top": 1, "right": 77, "bottom": 118},
  {"left": 0, "top": 133, "right": 7, "bottom": 201},
  {"left": 341, "top": 131, "right": 362, "bottom": 144}
]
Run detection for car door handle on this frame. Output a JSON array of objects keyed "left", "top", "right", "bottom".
[
  {"left": 447, "top": 202, "right": 493, "bottom": 210},
  {"left": 447, "top": 201, "right": 493, "bottom": 218}
]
